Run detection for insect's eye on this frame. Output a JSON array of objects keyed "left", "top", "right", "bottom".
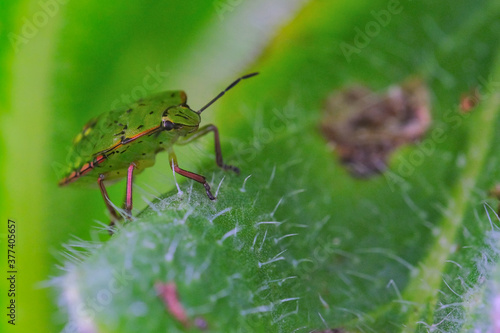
[{"left": 163, "top": 120, "right": 175, "bottom": 131}]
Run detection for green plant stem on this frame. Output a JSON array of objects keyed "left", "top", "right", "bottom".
[{"left": 402, "top": 49, "right": 500, "bottom": 331}]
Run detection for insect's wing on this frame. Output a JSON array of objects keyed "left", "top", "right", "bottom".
[
  {"left": 67, "top": 110, "right": 122, "bottom": 163},
  {"left": 63, "top": 91, "right": 187, "bottom": 180}
]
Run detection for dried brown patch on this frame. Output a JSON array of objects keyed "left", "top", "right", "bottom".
[
  {"left": 489, "top": 184, "right": 500, "bottom": 215},
  {"left": 460, "top": 87, "right": 480, "bottom": 113},
  {"left": 321, "top": 78, "right": 431, "bottom": 178},
  {"left": 490, "top": 184, "right": 500, "bottom": 198}
]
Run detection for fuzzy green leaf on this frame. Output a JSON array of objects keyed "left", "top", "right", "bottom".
[{"left": 3, "top": 0, "right": 500, "bottom": 332}]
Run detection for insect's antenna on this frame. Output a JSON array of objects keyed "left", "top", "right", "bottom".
[{"left": 197, "top": 72, "right": 259, "bottom": 114}]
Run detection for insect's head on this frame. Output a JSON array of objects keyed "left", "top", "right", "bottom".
[
  {"left": 161, "top": 105, "right": 201, "bottom": 135},
  {"left": 161, "top": 72, "right": 259, "bottom": 135}
]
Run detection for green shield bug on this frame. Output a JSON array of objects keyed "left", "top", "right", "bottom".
[{"left": 59, "top": 73, "right": 258, "bottom": 233}]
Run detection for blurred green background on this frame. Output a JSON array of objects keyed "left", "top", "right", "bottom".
[{"left": 2, "top": 0, "right": 500, "bottom": 332}]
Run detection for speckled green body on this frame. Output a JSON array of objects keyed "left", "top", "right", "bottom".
[{"left": 59, "top": 90, "right": 200, "bottom": 187}]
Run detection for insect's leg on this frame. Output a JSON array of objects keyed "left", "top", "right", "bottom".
[
  {"left": 123, "top": 163, "right": 136, "bottom": 218},
  {"left": 177, "top": 124, "right": 239, "bottom": 174},
  {"left": 168, "top": 149, "right": 215, "bottom": 200},
  {"left": 97, "top": 174, "right": 120, "bottom": 233}
]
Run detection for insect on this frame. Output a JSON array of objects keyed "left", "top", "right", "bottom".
[{"left": 59, "top": 73, "right": 258, "bottom": 232}]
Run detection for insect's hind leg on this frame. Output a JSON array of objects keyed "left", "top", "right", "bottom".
[
  {"left": 168, "top": 150, "right": 216, "bottom": 200},
  {"left": 97, "top": 174, "right": 120, "bottom": 234},
  {"left": 177, "top": 124, "right": 239, "bottom": 175}
]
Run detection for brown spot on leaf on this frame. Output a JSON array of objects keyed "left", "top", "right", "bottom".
[
  {"left": 489, "top": 184, "right": 500, "bottom": 215},
  {"left": 490, "top": 184, "right": 500, "bottom": 198},
  {"left": 321, "top": 78, "right": 431, "bottom": 178},
  {"left": 460, "top": 87, "right": 480, "bottom": 113}
]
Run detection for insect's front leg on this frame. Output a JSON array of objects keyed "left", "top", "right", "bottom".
[
  {"left": 123, "top": 163, "right": 136, "bottom": 217},
  {"left": 97, "top": 174, "right": 120, "bottom": 234},
  {"left": 168, "top": 149, "right": 215, "bottom": 200},
  {"left": 177, "top": 124, "right": 239, "bottom": 174}
]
